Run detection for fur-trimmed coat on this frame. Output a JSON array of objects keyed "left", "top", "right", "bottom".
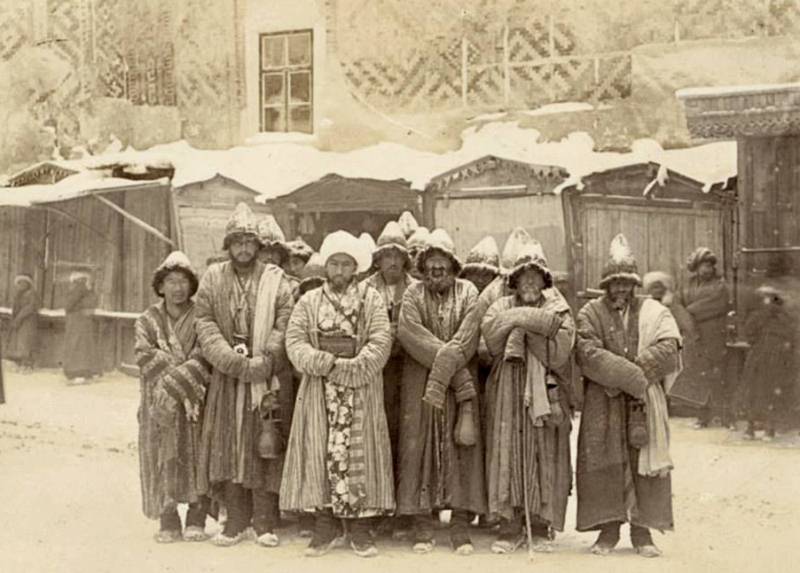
[{"left": 575, "top": 296, "right": 679, "bottom": 532}]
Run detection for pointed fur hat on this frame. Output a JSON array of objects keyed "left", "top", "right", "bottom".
[{"left": 599, "top": 234, "right": 641, "bottom": 288}]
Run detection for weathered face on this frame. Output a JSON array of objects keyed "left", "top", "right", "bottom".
[
  {"left": 160, "top": 270, "right": 191, "bottom": 306},
  {"left": 608, "top": 279, "right": 636, "bottom": 309},
  {"left": 257, "top": 244, "right": 283, "bottom": 266},
  {"left": 287, "top": 255, "right": 306, "bottom": 277},
  {"left": 379, "top": 249, "right": 406, "bottom": 284},
  {"left": 517, "top": 269, "right": 546, "bottom": 305},
  {"left": 326, "top": 253, "right": 357, "bottom": 290},
  {"left": 647, "top": 282, "right": 666, "bottom": 302},
  {"left": 423, "top": 252, "right": 454, "bottom": 293},
  {"left": 697, "top": 261, "right": 715, "bottom": 281},
  {"left": 463, "top": 269, "right": 496, "bottom": 294},
  {"left": 228, "top": 234, "right": 259, "bottom": 266}
]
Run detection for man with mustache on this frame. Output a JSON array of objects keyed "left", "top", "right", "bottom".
[
  {"left": 575, "top": 234, "right": 681, "bottom": 558},
  {"left": 195, "top": 203, "right": 296, "bottom": 547},
  {"left": 481, "top": 240, "right": 575, "bottom": 554},
  {"left": 396, "top": 229, "right": 486, "bottom": 555}
]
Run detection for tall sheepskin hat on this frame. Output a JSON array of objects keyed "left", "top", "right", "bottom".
[
  {"left": 286, "top": 237, "right": 314, "bottom": 263},
  {"left": 686, "top": 247, "right": 718, "bottom": 273},
  {"left": 223, "top": 202, "right": 258, "bottom": 249},
  {"left": 507, "top": 239, "right": 553, "bottom": 289},
  {"left": 407, "top": 226, "right": 430, "bottom": 254},
  {"left": 398, "top": 211, "right": 420, "bottom": 239},
  {"left": 152, "top": 251, "right": 199, "bottom": 298},
  {"left": 320, "top": 230, "right": 373, "bottom": 274},
  {"left": 372, "top": 221, "right": 410, "bottom": 268},
  {"left": 416, "top": 228, "right": 462, "bottom": 275},
  {"left": 599, "top": 234, "right": 642, "bottom": 288},
  {"left": 500, "top": 227, "right": 534, "bottom": 271},
  {"left": 461, "top": 236, "right": 501, "bottom": 275}
]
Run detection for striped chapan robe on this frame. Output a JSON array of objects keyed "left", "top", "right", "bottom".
[
  {"left": 195, "top": 261, "right": 295, "bottom": 495},
  {"left": 135, "top": 301, "right": 210, "bottom": 520},
  {"left": 481, "top": 289, "right": 575, "bottom": 530},
  {"left": 280, "top": 282, "right": 395, "bottom": 517}
]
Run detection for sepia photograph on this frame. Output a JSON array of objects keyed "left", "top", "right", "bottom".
[{"left": 0, "top": 1, "right": 799, "bottom": 572}]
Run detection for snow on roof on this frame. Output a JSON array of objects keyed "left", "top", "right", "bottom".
[
  {"left": 676, "top": 83, "right": 800, "bottom": 99},
  {"left": 0, "top": 170, "right": 167, "bottom": 207},
  {"left": 2, "top": 122, "right": 738, "bottom": 202}
]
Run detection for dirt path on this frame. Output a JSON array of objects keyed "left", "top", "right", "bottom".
[{"left": 1, "top": 364, "right": 798, "bottom": 573}]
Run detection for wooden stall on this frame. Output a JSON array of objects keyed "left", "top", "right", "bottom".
[
  {"left": 423, "top": 156, "right": 569, "bottom": 269},
  {"left": 561, "top": 162, "right": 736, "bottom": 299},
  {"left": 267, "top": 174, "right": 422, "bottom": 249},
  {"left": 0, "top": 178, "right": 175, "bottom": 372},
  {"left": 172, "top": 174, "right": 272, "bottom": 273}
]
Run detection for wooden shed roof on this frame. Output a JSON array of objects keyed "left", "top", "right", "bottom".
[
  {"left": 268, "top": 173, "right": 419, "bottom": 213},
  {"left": 425, "top": 155, "right": 568, "bottom": 192}
]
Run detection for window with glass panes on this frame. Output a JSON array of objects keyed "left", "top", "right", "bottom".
[{"left": 259, "top": 30, "right": 313, "bottom": 133}]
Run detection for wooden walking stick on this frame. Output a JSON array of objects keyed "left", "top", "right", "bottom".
[{"left": 521, "top": 406, "right": 534, "bottom": 561}]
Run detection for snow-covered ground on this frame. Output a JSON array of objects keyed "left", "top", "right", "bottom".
[{"left": 1, "top": 363, "right": 798, "bottom": 573}]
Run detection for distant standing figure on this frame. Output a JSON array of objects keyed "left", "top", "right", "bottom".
[
  {"left": 6, "top": 274, "right": 40, "bottom": 372},
  {"left": 739, "top": 286, "right": 797, "bottom": 440},
  {"left": 63, "top": 270, "right": 100, "bottom": 384},
  {"left": 679, "top": 248, "right": 731, "bottom": 428}
]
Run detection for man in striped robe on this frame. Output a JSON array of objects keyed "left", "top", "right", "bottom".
[
  {"left": 135, "top": 251, "right": 211, "bottom": 543},
  {"left": 196, "top": 203, "right": 296, "bottom": 547},
  {"left": 281, "top": 231, "right": 394, "bottom": 558}
]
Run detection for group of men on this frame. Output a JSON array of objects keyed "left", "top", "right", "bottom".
[{"left": 135, "top": 201, "right": 684, "bottom": 560}]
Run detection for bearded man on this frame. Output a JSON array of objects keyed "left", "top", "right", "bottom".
[
  {"left": 281, "top": 230, "right": 394, "bottom": 558},
  {"left": 195, "top": 203, "right": 296, "bottom": 547},
  {"left": 575, "top": 234, "right": 681, "bottom": 558},
  {"left": 481, "top": 241, "right": 575, "bottom": 554},
  {"left": 396, "top": 229, "right": 485, "bottom": 556}
]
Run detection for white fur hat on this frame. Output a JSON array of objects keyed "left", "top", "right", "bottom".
[{"left": 320, "top": 231, "right": 373, "bottom": 274}]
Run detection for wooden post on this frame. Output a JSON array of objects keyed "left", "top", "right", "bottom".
[
  {"left": 461, "top": 36, "right": 468, "bottom": 107},
  {"left": 503, "top": 24, "right": 510, "bottom": 106}
]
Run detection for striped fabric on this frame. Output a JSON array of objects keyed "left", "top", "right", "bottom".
[
  {"left": 280, "top": 282, "right": 395, "bottom": 516},
  {"left": 134, "top": 302, "right": 210, "bottom": 520}
]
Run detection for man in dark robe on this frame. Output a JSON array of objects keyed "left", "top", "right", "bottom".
[
  {"left": 6, "top": 274, "right": 40, "bottom": 372},
  {"left": 576, "top": 234, "right": 681, "bottom": 558},
  {"left": 482, "top": 241, "right": 575, "bottom": 554},
  {"left": 679, "top": 247, "right": 731, "bottom": 427},
  {"left": 396, "top": 229, "right": 485, "bottom": 555},
  {"left": 196, "top": 203, "right": 295, "bottom": 547},
  {"left": 63, "top": 270, "right": 100, "bottom": 384}
]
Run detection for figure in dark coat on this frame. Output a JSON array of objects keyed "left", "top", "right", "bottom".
[
  {"left": 63, "top": 271, "right": 100, "bottom": 382},
  {"left": 6, "top": 274, "right": 40, "bottom": 371},
  {"left": 739, "top": 285, "right": 798, "bottom": 438},
  {"left": 679, "top": 248, "right": 731, "bottom": 426},
  {"left": 576, "top": 235, "right": 681, "bottom": 559},
  {"left": 396, "top": 229, "right": 485, "bottom": 556}
]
